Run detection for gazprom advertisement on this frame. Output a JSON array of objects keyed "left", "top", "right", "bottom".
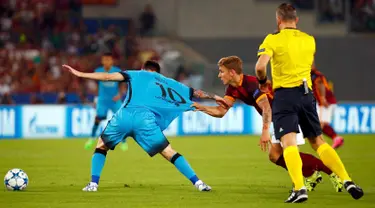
[{"left": 0, "top": 103, "right": 374, "bottom": 139}]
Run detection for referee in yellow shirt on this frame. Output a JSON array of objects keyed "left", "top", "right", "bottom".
[{"left": 255, "top": 3, "right": 363, "bottom": 203}]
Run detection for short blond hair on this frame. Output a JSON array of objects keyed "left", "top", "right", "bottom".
[{"left": 217, "top": 56, "right": 243, "bottom": 74}]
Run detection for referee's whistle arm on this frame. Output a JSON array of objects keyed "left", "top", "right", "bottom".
[{"left": 255, "top": 55, "right": 271, "bottom": 79}]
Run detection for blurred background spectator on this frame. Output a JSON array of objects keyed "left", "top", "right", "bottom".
[
  {"left": 351, "top": 0, "right": 375, "bottom": 31},
  {"left": 139, "top": 4, "right": 156, "bottom": 37}
]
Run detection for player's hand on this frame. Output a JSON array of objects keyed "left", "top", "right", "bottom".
[
  {"left": 191, "top": 102, "right": 205, "bottom": 111},
  {"left": 320, "top": 96, "right": 329, "bottom": 107},
  {"left": 62, "top": 64, "right": 82, "bottom": 77},
  {"left": 214, "top": 95, "right": 229, "bottom": 109},
  {"left": 112, "top": 94, "right": 121, "bottom": 102},
  {"left": 259, "top": 131, "right": 271, "bottom": 152},
  {"left": 259, "top": 80, "right": 271, "bottom": 93}
]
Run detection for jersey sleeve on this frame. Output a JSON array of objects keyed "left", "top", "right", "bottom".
[
  {"left": 253, "top": 88, "right": 267, "bottom": 103},
  {"left": 171, "top": 78, "right": 194, "bottom": 101},
  {"left": 257, "top": 34, "right": 274, "bottom": 58},
  {"left": 224, "top": 86, "right": 236, "bottom": 102},
  {"left": 311, "top": 36, "right": 316, "bottom": 55},
  {"left": 119, "top": 71, "right": 131, "bottom": 82}
]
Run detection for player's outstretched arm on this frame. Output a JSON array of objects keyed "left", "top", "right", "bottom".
[
  {"left": 192, "top": 89, "right": 229, "bottom": 108},
  {"left": 62, "top": 65, "right": 125, "bottom": 81},
  {"left": 191, "top": 96, "right": 234, "bottom": 118},
  {"left": 192, "top": 89, "right": 218, "bottom": 100},
  {"left": 256, "top": 94, "right": 272, "bottom": 152},
  {"left": 191, "top": 103, "right": 229, "bottom": 118}
]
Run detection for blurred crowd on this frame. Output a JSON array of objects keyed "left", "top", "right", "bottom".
[
  {"left": 0, "top": 0, "right": 198, "bottom": 105},
  {"left": 291, "top": 0, "right": 375, "bottom": 29},
  {"left": 350, "top": 0, "right": 375, "bottom": 31},
  {"left": 0, "top": 0, "right": 169, "bottom": 104}
]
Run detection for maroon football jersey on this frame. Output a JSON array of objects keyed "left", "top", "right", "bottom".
[{"left": 224, "top": 75, "right": 273, "bottom": 115}]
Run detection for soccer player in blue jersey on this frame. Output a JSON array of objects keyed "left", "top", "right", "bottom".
[
  {"left": 85, "top": 52, "right": 128, "bottom": 151},
  {"left": 63, "top": 61, "right": 227, "bottom": 192}
]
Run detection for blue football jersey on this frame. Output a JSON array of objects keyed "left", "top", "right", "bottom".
[
  {"left": 120, "top": 70, "right": 194, "bottom": 130},
  {"left": 95, "top": 66, "right": 122, "bottom": 102}
]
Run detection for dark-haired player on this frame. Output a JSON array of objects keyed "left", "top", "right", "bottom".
[
  {"left": 193, "top": 56, "right": 343, "bottom": 192},
  {"left": 311, "top": 66, "right": 344, "bottom": 149},
  {"left": 63, "top": 60, "right": 227, "bottom": 192}
]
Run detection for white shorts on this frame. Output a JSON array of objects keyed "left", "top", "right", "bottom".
[
  {"left": 270, "top": 123, "right": 305, "bottom": 147},
  {"left": 317, "top": 104, "right": 337, "bottom": 123}
]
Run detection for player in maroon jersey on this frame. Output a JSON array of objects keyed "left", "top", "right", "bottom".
[
  {"left": 311, "top": 66, "right": 344, "bottom": 149},
  {"left": 193, "top": 56, "right": 343, "bottom": 192}
]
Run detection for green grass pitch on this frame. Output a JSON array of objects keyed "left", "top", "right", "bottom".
[{"left": 0, "top": 135, "right": 374, "bottom": 208}]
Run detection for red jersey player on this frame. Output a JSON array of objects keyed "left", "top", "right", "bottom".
[
  {"left": 311, "top": 66, "right": 344, "bottom": 149},
  {"left": 193, "top": 56, "right": 343, "bottom": 192}
]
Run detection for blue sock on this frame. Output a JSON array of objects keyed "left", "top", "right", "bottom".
[
  {"left": 91, "top": 149, "right": 107, "bottom": 184},
  {"left": 171, "top": 153, "right": 199, "bottom": 184}
]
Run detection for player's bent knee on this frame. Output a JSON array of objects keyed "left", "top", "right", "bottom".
[
  {"left": 320, "top": 122, "right": 329, "bottom": 128},
  {"left": 94, "top": 148, "right": 108, "bottom": 155},
  {"left": 269, "top": 144, "right": 283, "bottom": 163},
  {"left": 160, "top": 145, "right": 176, "bottom": 161},
  {"left": 307, "top": 135, "right": 325, "bottom": 151},
  {"left": 96, "top": 137, "right": 109, "bottom": 151},
  {"left": 269, "top": 152, "right": 280, "bottom": 163},
  {"left": 280, "top": 132, "right": 298, "bottom": 148}
]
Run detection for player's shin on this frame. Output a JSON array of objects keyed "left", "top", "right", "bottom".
[
  {"left": 282, "top": 133, "right": 305, "bottom": 190},
  {"left": 299, "top": 152, "right": 332, "bottom": 176},
  {"left": 275, "top": 154, "right": 316, "bottom": 177},
  {"left": 316, "top": 142, "right": 351, "bottom": 182},
  {"left": 170, "top": 153, "right": 199, "bottom": 184},
  {"left": 284, "top": 146, "right": 304, "bottom": 190},
  {"left": 91, "top": 148, "right": 108, "bottom": 184}
]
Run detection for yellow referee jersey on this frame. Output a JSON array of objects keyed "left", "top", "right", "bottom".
[{"left": 257, "top": 28, "right": 315, "bottom": 90}]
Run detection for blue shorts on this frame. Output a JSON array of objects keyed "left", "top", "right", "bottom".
[
  {"left": 101, "top": 107, "right": 169, "bottom": 157},
  {"left": 96, "top": 100, "right": 122, "bottom": 118}
]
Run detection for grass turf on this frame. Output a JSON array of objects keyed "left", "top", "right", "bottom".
[{"left": 0, "top": 135, "right": 374, "bottom": 208}]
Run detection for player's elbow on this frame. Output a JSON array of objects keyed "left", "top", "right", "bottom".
[
  {"left": 255, "top": 63, "right": 266, "bottom": 73},
  {"left": 215, "top": 108, "right": 228, "bottom": 118},
  {"left": 262, "top": 103, "right": 271, "bottom": 113},
  {"left": 105, "top": 75, "right": 111, "bottom": 81},
  {"left": 214, "top": 113, "right": 225, "bottom": 118},
  {"left": 105, "top": 73, "right": 117, "bottom": 81}
]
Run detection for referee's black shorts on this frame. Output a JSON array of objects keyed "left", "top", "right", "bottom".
[{"left": 272, "top": 86, "right": 322, "bottom": 140}]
